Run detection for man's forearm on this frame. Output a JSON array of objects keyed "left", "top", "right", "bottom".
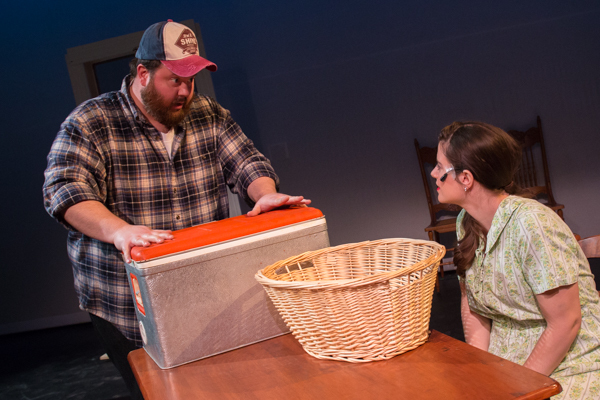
[
  {"left": 63, "top": 200, "right": 129, "bottom": 244},
  {"left": 247, "top": 177, "right": 277, "bottom": 203},
  {"left": 63, "top": 200, "right": 174, "bottom": 263},
  {"left": 245, "top": 177, "right": 310, "bottom": 217}
]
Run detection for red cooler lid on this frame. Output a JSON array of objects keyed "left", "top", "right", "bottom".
[{"left": 130, "top": 206, "right": 323, "bottom": 262}]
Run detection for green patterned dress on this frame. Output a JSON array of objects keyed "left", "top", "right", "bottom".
[{"left": 457, "top": 196, "right": 600, "bottom": 399}]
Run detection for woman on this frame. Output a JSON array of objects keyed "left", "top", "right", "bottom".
[{"left": 432, "top": 121, "right": 600, "bottom": 399}]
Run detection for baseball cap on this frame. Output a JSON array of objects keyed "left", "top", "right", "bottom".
[{"left": 136, "top": 20, "right": 217, "bottom": 77}]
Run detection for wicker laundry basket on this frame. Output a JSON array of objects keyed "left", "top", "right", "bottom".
[{"left": 255, "top": 238, "right": 446, "bottom": 363}]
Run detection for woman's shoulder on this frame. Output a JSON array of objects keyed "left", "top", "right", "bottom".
[
  {"left": 506, "top": 196, "right": 568, "bottom": 238},
  {"left": 509, "top": 196, "right": 559, "bottom": 218}
]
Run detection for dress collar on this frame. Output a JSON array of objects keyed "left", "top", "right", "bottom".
[{"left": 485, "top": 195, "right": 523, "bottom": 252}]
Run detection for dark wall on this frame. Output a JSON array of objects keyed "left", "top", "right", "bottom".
[{"left": 2, "top": 0, "right": 599, "bottom": 333}]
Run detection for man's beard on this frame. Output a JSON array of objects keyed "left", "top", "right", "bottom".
[{"left": 140, "top": 78, "right": 192, "bottom": 128}]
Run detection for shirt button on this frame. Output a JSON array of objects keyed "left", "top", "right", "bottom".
[
  {"left": 176, "top": 215, "right": 181, "bottom": 220},
  {"left": 173, "top": 188, "right": 177, "bottom": 194}
]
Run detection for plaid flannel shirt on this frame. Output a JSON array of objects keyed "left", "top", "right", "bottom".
[{"left": 43, "top": 76, "right": 278, "bottom": 345}]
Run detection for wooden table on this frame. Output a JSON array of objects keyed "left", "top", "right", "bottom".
[{"left": 129, "top": 330, "right": 561, "bottom": 399}]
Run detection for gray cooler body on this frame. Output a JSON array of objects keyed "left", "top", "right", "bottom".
[{"left": 126, "top": 210, "right": 329, "bottom": 369}]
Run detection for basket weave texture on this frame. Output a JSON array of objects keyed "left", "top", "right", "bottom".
[{"left": 255, "top": 238, "right": 446, "bottom": 363}]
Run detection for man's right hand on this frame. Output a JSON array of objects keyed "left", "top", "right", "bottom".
[
  {"left": 64, "top": 200, "right": 173, "bottom": 264},
  {"left": 112, "top": 225, "right": 173, "bottom": 263}
]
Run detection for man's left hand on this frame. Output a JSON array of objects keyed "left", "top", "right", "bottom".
[{"left": 247, "top": 193, "right": 311, "bottom": 217}]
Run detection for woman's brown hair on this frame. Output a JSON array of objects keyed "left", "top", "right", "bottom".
[{"left": 438, "top": 121, "right": 522, "bottom": 277}]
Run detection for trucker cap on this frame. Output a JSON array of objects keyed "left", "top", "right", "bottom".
[{"left": 135, "top": 20, "right": 217, "bottom": 77}]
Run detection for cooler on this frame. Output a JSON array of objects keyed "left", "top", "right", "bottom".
[{"left": 125, "top": 206, "right": 329, "bottom": 369}]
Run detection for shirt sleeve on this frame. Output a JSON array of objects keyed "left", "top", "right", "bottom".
[
  {"left": 43, "top": 110, "right": 107, "bottom": 230},
  {"left": 211, "top": 99, "right": 279, "bottom": 205},
  {"left": 517, "top": 206, "right": 580, "bottom": 294}
]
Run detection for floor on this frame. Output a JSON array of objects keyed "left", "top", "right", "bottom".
[
  {"left": 0, "top": 322, "right": 131, "bottom": 400},
  {"left": 3, "top": 260, "right": 599, "bottom": 400}
]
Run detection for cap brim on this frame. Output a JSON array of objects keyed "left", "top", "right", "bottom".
[{"left": 161, "top": 55, "right": 217, "bottom": 77}]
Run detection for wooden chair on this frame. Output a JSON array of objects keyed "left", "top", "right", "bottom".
[
  {"left": 506, "top": 116, "right": 565, "bottom": 219},
  {"left": 414, "top": 139, "right": 462, "bottom": 291},
  {"left": 578, "top": 235, "right": 600, "bottom": 294},
  {"left": 579, "top": 235, "right": 600, "bottom": 259}
]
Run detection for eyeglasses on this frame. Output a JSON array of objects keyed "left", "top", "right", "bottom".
[{"left": 440, "top": 166, "right": 455, "bottom": 182}]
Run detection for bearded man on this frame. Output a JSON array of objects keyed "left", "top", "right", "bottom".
[{"left": 43, "top": 20, "right": 309, "bottom": 399}]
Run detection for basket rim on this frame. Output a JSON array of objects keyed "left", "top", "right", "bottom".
[{"left": 255, "top": 238, "right": 446, "bottom": 290}]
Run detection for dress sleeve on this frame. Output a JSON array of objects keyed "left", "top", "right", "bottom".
[
  {"left": 211, "top": 99, "right": 279, "bottom": 205},
  {"left": 518, "top": 207, "right": 580, "bottom": 294},
  {"left": 43, "top": 112, "right": 107, "bottom": 230}
]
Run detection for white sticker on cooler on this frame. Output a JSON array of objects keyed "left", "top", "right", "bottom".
[{"left": 139, "top": 321, "right": 147, "bottom": 345}]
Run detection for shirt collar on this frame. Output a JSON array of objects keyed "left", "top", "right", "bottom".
[
  {"left": 485, "top": 195, "right": 522, "bottom": 252},
  {"left": 120, "top": 75, "right": 147, "bottom": 124}
]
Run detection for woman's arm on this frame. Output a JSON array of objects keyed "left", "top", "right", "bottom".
[
  {"left": 524, "top": 283, "right": 581, "bottom": 375},
  {"left": 460, "top": 280, "right": 492, "bottom": 350}
]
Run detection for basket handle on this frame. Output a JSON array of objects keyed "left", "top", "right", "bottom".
[{"left": 273, "top": 260, "right": 315, "bottom": 276}]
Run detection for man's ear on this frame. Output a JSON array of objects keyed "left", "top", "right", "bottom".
[
  {"left": 137, "top": 65, "right": 150, "bottom": 87},
  {"left": 459, "top": 169, "right": 475, "bottom": 190}
]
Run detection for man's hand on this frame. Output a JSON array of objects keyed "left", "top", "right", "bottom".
[
  {"left": 64, "top": 200, "right": 173, "bottom": 264},
  {"left": 246, "top": 177, "right": 311, "bottom": 217},
  {"left": 247, "top": 193, "right": 311, "bottom": 217},
  {"left": 112, "top": 225, "right": 174, "bottom": 263}
]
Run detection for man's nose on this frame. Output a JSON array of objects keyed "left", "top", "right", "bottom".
[{"left": 178, "top": 83, "right": 191, "bottom": 97}]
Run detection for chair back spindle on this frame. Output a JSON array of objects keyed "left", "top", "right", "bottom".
[{"left": 506, "top": 116, "right": 564, "bottom": 219}]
